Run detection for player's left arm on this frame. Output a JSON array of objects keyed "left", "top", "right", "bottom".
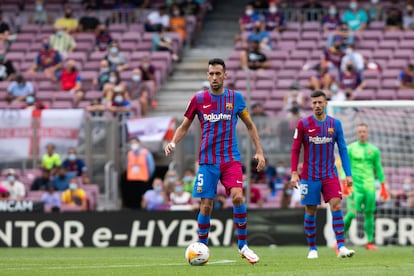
[
  {"left": 239, "top": 109, "right": 265, "bottom": 172},
  {"left": 374, "top": 147, "right": 389, "bottom": 200},
  {"left": 335, "top": 119, "right": 353, "bottom": 185}
]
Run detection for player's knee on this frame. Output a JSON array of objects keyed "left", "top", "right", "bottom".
[
  {"left": 232, "top": 194, "right": 243, "bottom": 206},
  {"left": 200, "top": 204, "right": 212, "bottom": 215}
]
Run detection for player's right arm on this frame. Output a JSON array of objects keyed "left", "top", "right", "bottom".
[{"left": 290, "top": 120, "right": 304, "bottom": 189}]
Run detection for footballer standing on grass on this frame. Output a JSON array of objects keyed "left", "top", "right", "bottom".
[{"left": 165, "top": 58, "right": 265, "bottom": 264}]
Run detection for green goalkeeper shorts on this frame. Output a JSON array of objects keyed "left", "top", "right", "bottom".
[{"left": 346, "top": 189, "right": 376, "bottom": 213}]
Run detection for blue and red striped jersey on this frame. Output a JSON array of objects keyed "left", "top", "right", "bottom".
[
  {"left": 291, "top": 115, "right": 352, "bottom": 180},
  {"left": 184, "top": 88, "right": 246, "bottom": 164}
]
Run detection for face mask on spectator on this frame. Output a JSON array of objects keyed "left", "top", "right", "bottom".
[
  {"left": 36, "top": 5, "right": 43, "bottom": 12},
  {"left": 26, "top": 95, "right": 35, "bottom": 104},
  {"left": 69, "top": 183, "right": 78, "bottom": 190},
  {"left": 154, "top": 185, "right": 163, "bottom": 192},
  {"left": 276, "top": 167, "right": 285, "bottom": 175},
  {"left": 242, "top": 181, "right": 248, "bottom": 188},
  {"left": 110, "top": 47, "right": 118, "bottom": 54},
  {"left": 345, "top": 48, "right": 353, "bottom": 55},
  {"left": 56, "top": 30, "right": 64, "bottom": 36},
  {"left": 403, "top": 183, "right": 411, "bottom": 192},
  {"left": 168, "top": 177, "right": 176, "bottom": 183},
  {"left": 130, "top": 143, "right": 139, "bottom": 151},
  {"left": 371, "top": 0, "right": 378, "bottom": 4},
  {"left": 245, "top": 9, "right": 253, "bottom": 16},
  {"left": 68, "top": 153, "right": 76, "bottom": 161},
  {"left": 174, "top": 186, "right": 183, "bottom": 193},
  {"left": 142, "top": 63, "right": 149, "bottom": 69},
  {"left": 350, "top": 2, "right": 357, "bottom": 10},
  {"left": 132, "top": 74, "right": 141, "bottom": 82},
  {"left": 173, "top": 10, "right": 180, "bottom": 16},
  {"left": 7, "top": 175, "right": 15, "bottom": 183},
  {"left": 114, "top": 95, "right": 123, "bottom": 103},
  {"left": 269, "top": 6, "right": 277, "bottom": 13},
  {"left": 330, "top": 84, "right": 339, "bottom": 93},
  {"left": 109, "top": 76, "right": 116, "bottom": 83},
  {"left": 329, "top": 8, "right": 336, "bottom": 15},
  {"left": 182, "top": 176, "right": 193, "bottom": 182}
]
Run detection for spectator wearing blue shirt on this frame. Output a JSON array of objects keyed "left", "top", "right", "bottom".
[
  {"left": 51, "top": 166, "right": 71, "bottom": 191},
  {"left": 342, "top": 0, "right": 368, "bottom": 31},
  {"left": 398, "top": 64, "right": 414, "bottom": 89},
  {"left": 239, "top": 4, "right": 261, "bottom": 33},
  {"left": 41, "top": 185, "right": 61, "bottom": 212},
  {"left": 6, "top": 75, "right": 34, "bottom": 103},
  {"left": 247, "top": 21, "right": 271, "bottom": 51}
]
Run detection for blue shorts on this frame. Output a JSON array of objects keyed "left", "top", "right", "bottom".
[
  {"left": 300, "top": 178, "right": 342, "bottom": 206},
  {"left": 193, "top": 161, "right": 243, "bottom": 199}
]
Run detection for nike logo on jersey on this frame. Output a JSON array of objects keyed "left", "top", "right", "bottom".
[
  {"left": 236, "top": 180, "right": 243, "bottom": 183},
  {"left": 308, "top": 129, "right": 316, "bottom": 132},
  {"left": 203, "top": 104, "right": 211, "bottom": 108}
]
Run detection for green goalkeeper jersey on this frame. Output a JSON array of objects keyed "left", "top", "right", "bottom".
[{"left": 347, "top": 141, "right": 385, "bottom": 192}]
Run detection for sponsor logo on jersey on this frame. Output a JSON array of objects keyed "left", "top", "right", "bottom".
[
  {"left": 203, "top": 113, "right": 232, "bottom": 122},
  {"left": 309, "top": 136, "right": 333, "bottom": 144}
]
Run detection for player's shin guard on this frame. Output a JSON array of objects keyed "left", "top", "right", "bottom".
[
  {"left": 304, "top": 214, "right": 317, "bottom": 251},
  {"left": 364, "top": 210, "right": 375, "bottom": 243},
  {"left": 332, "top": 210, "right": 345, "bottom": 249},
  {"left": 233, "top": 204, "right": 247, "bottom": 250},
  {"left": 197, "top": 213, "right": 210, "bottom": 245}
]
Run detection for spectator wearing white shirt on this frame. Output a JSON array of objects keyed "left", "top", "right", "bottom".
[
  {"left": 340, "top": 45, "right": 364, "bottom": 73},
  {"left": 145, "top": 6, "right": 170, "bottom": 32},
  {"left": 0, "top": 169, "right": 25, "bottom": 200},
  {"left": 6, "top": 74, "right": 34, "bottom": 103},
  {"left": 403, "top": 4, "right": 414, "bottom": 30},
  {"left": 169, "top": 180, "right": 195, "bottom": 211}
]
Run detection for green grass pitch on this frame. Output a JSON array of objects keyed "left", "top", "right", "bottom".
[{"left": 0, "top": 246, "right": 413, "bottom": 275}]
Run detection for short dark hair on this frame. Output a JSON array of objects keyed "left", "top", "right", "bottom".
[
  {"left": 310, "top": 90, "right": 327, "bottom": 99},
  {"left": 208, "top": 58, "right": 226, "bottom": 72}
]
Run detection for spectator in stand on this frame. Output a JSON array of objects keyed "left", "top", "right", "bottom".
[
  {"left": 129, "top": 68, "right": 151, "bottom": 117},
  {"left": 78, "top": 5, "right": 100, "bottom": 33},
  {"left": 398, "top": 64, "right": 414, "bottom": 89},
  {"left": 342, "top": 0, "right": 368, "bottom": 31},
  {"left": 49, "top": 27, "right": 76, "bottom": 57},
  {"left": 141, "top": 177, "right": 169, "bottom": 211},
  {"left": 103, "top": 70, "right": 126, "bottom": 102},
  {"left": 339, "top": 60, "right": 366, "bottom": 96},
  {"left": 240, "top": 40, "right": 270, "bottom": 71},
  {"left": 41, "top": 143, "right": 62, "bottom": 173},
  {"left": 139, "top": 56, "right": 157, "bottom": 107},
  {"left": 62, "top": 147, "right": 88, "bottom": 182},
  {"left": 340, "top": 44, "right": 365, "bottom": 73},
  {"left": 106, "top": 41, "right": 129, "bottom": 72},
  {"left": 61, "top": 177, "right": 88, "bottom": 210},
  {"left": 403, "top": 4, "right": 414, "bottom": 30},
  {"left": 145, "top": 6, "right": 170, "bottom": 32},
  {"left": 53, "top": 6, "right": 79, "bottom": 33},
  {"left": 59, "top": 59, "right": 84, "bottom": 107},
  {"left": 95, "top": 24, "right": 113, "bottom": 52},
  {"left": 309, "top": 60, "right": 332, "bottom": 91},
  {"left": 0, "top": 49, "right": 15, "bottom": 81},
  {"left": 6, "top": 75, "right": 34, "bottom": 103},
  {"left": 169, "top": 4, "right": 186, "bottom": 42},
  {"left": 111, "top": 0, "right": 138, "bottom": 24},
  {"left": 164, "top": 170, "right": 180, "bottom": 197},
  {"left": 93, "top": 59, "right": 111, "bottom": 90},
  {"left": 392, "top": 177, "right": 414, "bottom": 208},
  {"left": 31, "top": 169, "right": 51, "bottom": 191},
  {"left": 29, "top": 0, "right": 53, "bottom": 25},
  {"left": 86, "top": 99, "right": 106, "bottom": 117},
  {"left": 152, "top": 27, "right": 179, "bottom": 62},
  {"left": 263, "top": 1, "right": 286, "bottom": 32},
  {"left": 0, "top": 169, "right": 25, "bottom": 200},
  {"left": 180, "top": 0, "right": 202, "bottom": 43},
  {"left": 364, "top": 0, "right": 383, "bottom": 24},
  {"left": 170, "top": 179, "right": 195, "bottom": 210},
  {"left": 242, "top": 175, "right": 263, "bottom": 208},
  {"left": 247, "top": 20, "right": 271, "bottom": 51},
  {"left": 41, "top": 185, "right": 61, "bottom": 212},
  {"left": 283, "top": 82, "right": 305, "bottom": 111},
  {"left": 251, "top": 101, "right": 268, "bottom": 117},
  {"left": 182, "top": 168, "right": 196, "bottom": 194},
  {"left": 322, "top": 4, "right": 342, "bottom": 33},
  {"left": 322, "top": 36, "right": 345, "bottom": 72},
  {"left": 0, "top": 11, "right": 12, "bottom": 50},
  {"left": 385, "top": 0, "right": 403, "bottom": 30},
  {"left": 27, "top": 37, "right": 63, "bottom": 82},
  {"left": 327, "top": 82, "right": 346, "bottom": 102},
  {"left": 22, "top": 94, "right": 48, "bottom": 112},
  {"left": 300, "top": 0, "right": 324, "bottom": 23},
  {"left": 51, "top": 166, "right": 71, "bottom": 191},
  {"left": 327, "top": 22, "right": 354, "bottom": 48},
  {"left": 108, "top": 87, "right": 132, "bottom": 117},
  {"left": 239, "top": 4, "right": 261, "bottom": 33}
]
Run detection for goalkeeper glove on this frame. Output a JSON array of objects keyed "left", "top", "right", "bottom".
[
  {"left": 379, "top": 183, "right": 389, "bottom": 201},
  {"left": 341, "top": 180, "right": 352, "bottom": 196}
]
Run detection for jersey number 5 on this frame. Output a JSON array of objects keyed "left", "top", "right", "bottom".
[{"left": 197, "top": 174, "right": 204, "bottom": 187}]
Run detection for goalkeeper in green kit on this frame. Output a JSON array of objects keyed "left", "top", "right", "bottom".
[{"left": 343, "top": 123, "right": 389, "bottom": 251}]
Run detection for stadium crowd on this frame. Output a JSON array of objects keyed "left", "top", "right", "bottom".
[{"left": 1, "top": 0, "right": 414, "bottom": 211}]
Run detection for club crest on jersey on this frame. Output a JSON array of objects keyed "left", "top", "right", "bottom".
[
  {"left": 367, "top": 150, "right": 372, "bottom": 155},
  {"left": 197, "top": 186, "right": 202, "bottom": 193},
  {"left": 328, "top": 128, "right": 334, "bottom": 134},
  {"left": 226, "top": 103, "right": 233, "bottom": 110}
]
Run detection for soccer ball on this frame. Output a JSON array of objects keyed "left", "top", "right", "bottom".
[{"left": 185, "top": 242, "right": 210, "bottom": 266}]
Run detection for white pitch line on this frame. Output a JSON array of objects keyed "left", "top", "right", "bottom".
[{"left": 2, "top": 260, "right": 237, "bottom": 271}]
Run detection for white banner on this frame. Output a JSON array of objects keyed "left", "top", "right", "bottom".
[
  {"left": 0, "top": 109, "right": 84, "bottom": 161},
  {"left": 127, "top": 116, "right": 174, "bottom": 142}
]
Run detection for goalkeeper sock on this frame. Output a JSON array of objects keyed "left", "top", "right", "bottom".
[
  {"left": 364, "top": 210, "right": 375, "bottom": 243},
  {"left": 233, "top": 204, "right": 247, "bottom": 250},
  {"left": 332, "top": 210, "right": 345, "bottom": 249},
  {"left": 343, "top": 210, "right": 356, "bottom": 236},
  {"left": 304, "top": 213, "right": 317, "bottom": 251},
  {"left": 197, "top": 212, "right": 210, "bottom": 245}
]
